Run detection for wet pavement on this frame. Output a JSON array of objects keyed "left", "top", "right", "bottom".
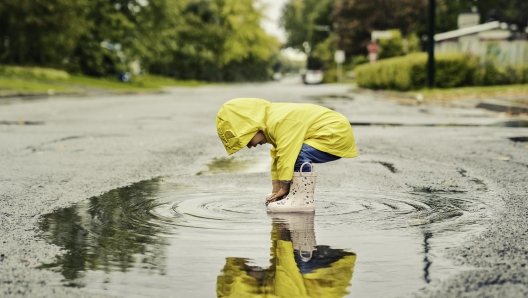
[{"left": 1, "top": 77, "right": 528, "bottom": 297}]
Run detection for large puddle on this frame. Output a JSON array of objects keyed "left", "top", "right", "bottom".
[{"left": 38, "top": 177, "right": 491, "bottom": 297}]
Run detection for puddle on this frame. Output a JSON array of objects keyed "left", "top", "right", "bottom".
[
  {"left": 509, "top": 136, "right": 528, "bottom": 142},
  {"left": 305, "top": 94, "right": 354, "bottom": 102},
  {"left": 0, "top": 120, "right": 44, "bottom": 125},
  {"left": 350, "top": 120, "right": 528, "bottom": 127},
  {"left": 492, "top": 120, "right": 528, "bottom": 128},
  {"left": 197, "top": 156, "right": 268, "bottom": 175},
  {"left": 38, "top": 178, "right": 491, "bottom": 297},
  {"left": 378, "top": 161, "right": 397, "bottom": 173}
]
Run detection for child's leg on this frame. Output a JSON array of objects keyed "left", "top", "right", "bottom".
[{"left": 294, "top": 144, "right": 340, "bottom": 172}]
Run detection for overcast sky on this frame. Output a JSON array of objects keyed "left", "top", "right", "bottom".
[{"left": 259, "top": 0, "right": 289, "bottom": 42}]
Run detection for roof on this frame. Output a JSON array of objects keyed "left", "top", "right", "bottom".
[{"left": 434, "top": 21, "right": 500, "bottom": 41}]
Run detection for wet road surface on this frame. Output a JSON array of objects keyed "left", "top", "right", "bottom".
[{"left": 1, "top": 78, "right": 528, "bottom": 297}]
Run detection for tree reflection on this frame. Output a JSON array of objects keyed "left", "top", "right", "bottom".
[
  {"left": 38, "top": 178, "right": 170, "bottom": 286},
  {"left": 217, "top": 213, "right": 357, "bottom": 297}
]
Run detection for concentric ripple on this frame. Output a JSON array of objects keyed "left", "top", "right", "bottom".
[{"left": 153, "top": 186, "right": 490, "bottom": 232}]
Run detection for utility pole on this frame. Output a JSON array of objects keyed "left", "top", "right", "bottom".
[{"left": 427, "top": 0, "right": 435, "bottom": 88}]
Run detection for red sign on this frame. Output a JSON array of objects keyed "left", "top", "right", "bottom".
[{"left": 367, "top": 41, "right": 380, "bottom": 54}]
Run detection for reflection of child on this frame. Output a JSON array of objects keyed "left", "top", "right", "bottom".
[
  {"left": 216, "top": 98, "right": 357, "bottom": 212},
  {"left": 216, "top": 213, "right": 357, "bottom": 297}
]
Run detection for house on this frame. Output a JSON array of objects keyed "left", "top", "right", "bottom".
[{"left": 434, "top": 13, "right": 528, "bottom": 66}]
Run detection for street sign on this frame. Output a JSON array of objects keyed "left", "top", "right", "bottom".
[
  {"left": 368, "top": 53, "right": 378, "bottom": 63},
  {"left": 367, "top": 41, "right": 379, "bottom": 63},
  {"left": 367, "top": 41, "right": 380, "bottom": 54},
  {"left": 334, "top": 50, "right": 345, "bottom": 64}
]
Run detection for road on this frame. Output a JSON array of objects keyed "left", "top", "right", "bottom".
[{"left": 1, "top": 78, "right": 527, "bottom": 297}]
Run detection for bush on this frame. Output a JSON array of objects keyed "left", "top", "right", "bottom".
[
  {"left": 519, "top": 66, "right": 528, "bottom": 84},
  {"left": 378, "top": 30, "right": 404, "bottom": 59},
  {"left": 355, "top": 53, "right": 479, "bottom": 91},
  {"left": 473, "top": 63, "right": 528, "bottom": 86}
]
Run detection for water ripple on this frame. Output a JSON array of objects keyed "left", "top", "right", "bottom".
[{"left": 153, "top": 187, "right": 490, "bottom": 232}]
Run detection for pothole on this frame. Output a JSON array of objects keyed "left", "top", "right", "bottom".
[
  {"left": 38, "top": 177, "right": 492, "bottom": 297},
  {"left": 0, "top": 120, "right": 44, "bottom": 125},
  {"left": 509, "top": 136, "right": 528, "bottom": 143}
]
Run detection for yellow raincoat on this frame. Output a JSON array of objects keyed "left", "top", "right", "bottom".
[
  {"left": 216, "top": 222, "right": 357, "bottom": 298},
  {"left": 216, "top": 98, "right": 357, "bottom": 181}
]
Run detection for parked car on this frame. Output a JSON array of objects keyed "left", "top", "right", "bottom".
[
  {"left": 302, "top": 69, "right": 324, "bottom": 84},
  {"left": 302, "top": 56, "right": 324, "bottom": 85}
]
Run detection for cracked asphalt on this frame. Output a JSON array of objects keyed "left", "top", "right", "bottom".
[{"left": 1, "top": 78, "right": 528, "bottom": 297}]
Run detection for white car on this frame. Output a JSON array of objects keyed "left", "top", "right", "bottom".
[{"left": 303, "top": 69, "right": 324, "bottom": 84}]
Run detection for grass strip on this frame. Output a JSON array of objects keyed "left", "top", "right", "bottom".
[
  {"left": 0, "top": 65, "right": 206, "bottom": 95},
  {"left": 0, "top": 77, "right": 76, "bottom": 96},
  {"left": 407, "top": 84, "right": 528, "bottom": 101}
]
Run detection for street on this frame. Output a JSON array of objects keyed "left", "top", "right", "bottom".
[{"left": 1, "top": 78, "right": 528, "bottom": 297}]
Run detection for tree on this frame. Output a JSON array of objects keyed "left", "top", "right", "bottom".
[
  {"left": 435, "top": 0, "right": 527, "bottom": 35},
  {"left": 280, "top": 0, "right": 337, "bottom": 53},
  {"left": 333, "top": 0, "right": 427, "bottom": 56},
  {"left": 0, "top": 0, "right": 279, "bottom": 81},
  {"left": 0, "top": 0, "right": 86, "bottom": 68},
  {"left": 149, "top": 0, "right": 279, "bottom": 82}
]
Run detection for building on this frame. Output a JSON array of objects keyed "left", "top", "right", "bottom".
[{"left": 434, "top": 13, "right": 528, "bottom": 67}]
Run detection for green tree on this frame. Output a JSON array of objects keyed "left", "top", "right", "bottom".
[
  {"left": 0, "top": 0, "right": 86, "bottom": 68},
  {"left": 333, "top": 0, "right": 427, "bottom": 56},
  {"left": 280, "top": 0, "right": 337, "bottom": 53},
  {"left": 0, "top": 0, "right": 279, "bottom": 81},
  {"left": 150, "top": 0, "right": 278, "bottom": 82}
]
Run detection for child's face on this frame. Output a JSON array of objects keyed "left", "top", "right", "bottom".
[{"left": 247, "top": 131, "right": 267, "bottom": 148}]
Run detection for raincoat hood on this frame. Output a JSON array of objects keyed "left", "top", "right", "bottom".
[{"left": 216, "top": 98, "right": 270, "bottom": 155}]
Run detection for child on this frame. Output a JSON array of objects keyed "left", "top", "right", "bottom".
[{"left": 216, "top": 98, "right": 357, "bottom": 212}]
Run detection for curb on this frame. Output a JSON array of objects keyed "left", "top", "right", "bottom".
[{"left": 476, "top": 99, "right": 528, "bottom": 115}]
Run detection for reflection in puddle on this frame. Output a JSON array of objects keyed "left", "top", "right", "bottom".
[
  {"left": 197, "top": 156, "right": 268, "bottom": 175},
  {"left": 38, "top": 178, "right": 171, "bottom": 286},
  {"left": 217, "top": 213, "right": 356, "bottom": 297},
  {"left": 38, "top": 177, "right": 491, "bottom": 297}
]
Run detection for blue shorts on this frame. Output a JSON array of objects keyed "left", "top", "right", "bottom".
[{"left": 294, "top": 144, "right": 341, "bottom": 172}]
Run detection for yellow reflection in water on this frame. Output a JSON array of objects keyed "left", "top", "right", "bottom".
[{"left": 217, "top": 213, "right": 357, "bottom": 297}]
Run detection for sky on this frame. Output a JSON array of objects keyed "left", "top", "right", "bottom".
[
  {"left": 258, "top": 0, "right": 289, "bottom": 42},
  {"left": 258, "top": 0, "right": 307, "bottom": 61}
]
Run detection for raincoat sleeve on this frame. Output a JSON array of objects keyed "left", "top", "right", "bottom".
[
  {"left": 273, "top": 119, "right": 307, "bottom": 181},
  {"left": 270, "top": 147, "right": 278, "bottom": 180}
]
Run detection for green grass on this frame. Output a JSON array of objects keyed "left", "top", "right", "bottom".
[
  {"left": 0, "top": 77, "right": 76, "bottom": 96},
  {"left": 0, "top": 65, "right": 205, "bottom": 96},
  {"left": 407, "top": 84, "right": 528, "bottom": 101},
  {"left": 65, "top": 74, "right": 204, "bottom": 91}
]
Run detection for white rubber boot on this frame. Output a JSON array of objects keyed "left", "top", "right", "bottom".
[
  {"left": 267, "top": 162, "right": 316, "bottom": 213},
  {"left": 271, "top": 213, "right": 317, "bottom": 261}
]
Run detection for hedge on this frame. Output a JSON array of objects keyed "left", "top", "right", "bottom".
[{"left": 355, "top": 53, "right": 482, "bottom": 91}]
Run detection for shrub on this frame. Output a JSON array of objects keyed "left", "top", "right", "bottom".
[
  {"left": 474, "top": 63, "right": 527, "bottom": 86},
  {"left": 355, "top": 53, "right": 479, "bottom": 91},
  {"left": 378, "top": 30, "right": 404, "bottom": 59},
  {"left": 519, "top": 66, "right": 528, "bottom": 84}
]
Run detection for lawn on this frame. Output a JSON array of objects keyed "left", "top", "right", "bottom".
[
  {"left": 0, "top": 77, "right": 76, "bottom": 97},
  {"left": 409, "top": 84, "right": 528, "bottom": 101},
  {"left": 0, "top": 65, "right": 205, "bottom": 97}
]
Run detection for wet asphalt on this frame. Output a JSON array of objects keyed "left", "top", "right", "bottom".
[{"left": 1, "top": 77, "right": 528, "bottom": 297}]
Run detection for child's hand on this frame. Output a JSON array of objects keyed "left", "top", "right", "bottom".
[
  {"left": 265, "top": 183, "right": 290, "bottom": 205},
  {"left": 265, "top": 193, "right": 276, "bottom": 200}
]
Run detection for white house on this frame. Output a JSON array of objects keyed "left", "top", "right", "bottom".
[{"left": 434, "top": 13, "right": 528, "bottom": 67}]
